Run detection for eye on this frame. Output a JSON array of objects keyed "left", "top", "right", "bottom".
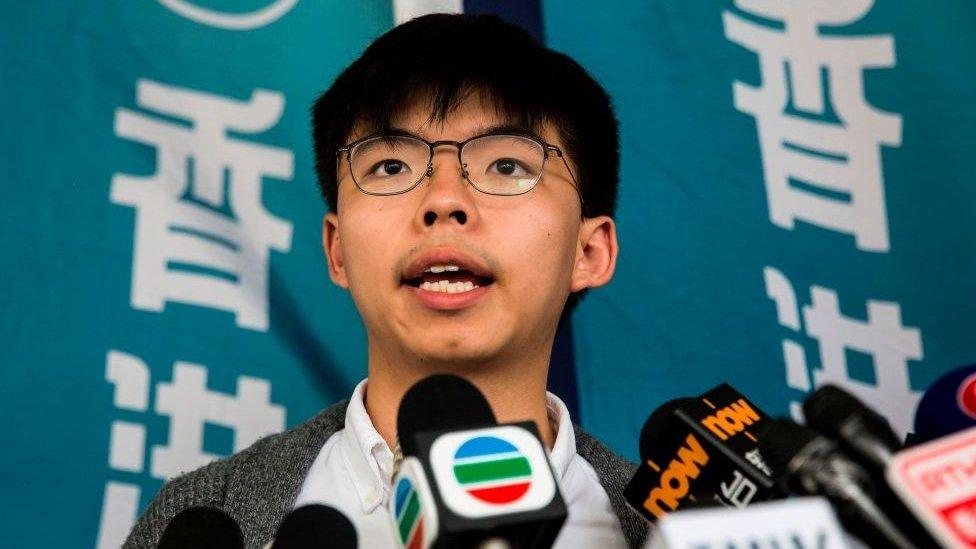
[
  {"left": 368, "top": 159, "right": 409, "bottom": 177},
  {"left": 488, "top": 158, "right": 530, "bottom": 177}
]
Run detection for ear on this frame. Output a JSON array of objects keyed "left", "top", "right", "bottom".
[
  {"left": 322, "top": 212, "right": 349, "bottom": 289},
  {"left": 570, "top": 215, "right": 618, "bottom": 292}
]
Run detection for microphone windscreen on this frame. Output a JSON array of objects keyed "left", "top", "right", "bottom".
[
  {"left": 914, "top": 364, "right": 976, "bottom": 443},
  {"left": 638, "top": 397, "right": 695, "bottom": 459},
  {"left": 803, "top": 385, "right": 865, "bottom": 427},
  {"left": 272, "top": 504, "right": 357, "bottom": 549},
  {"left": 158, "top": 506, "right": 243, "bottom": 549},
  {"left": 755, "top": 419, "right": 817, "bottom": 478},
  {"left": 397, "top": 374, "right": 496, "bottom": 456},
  {"left": 803, "top": 384, "right": 900, "bottom": 450}
]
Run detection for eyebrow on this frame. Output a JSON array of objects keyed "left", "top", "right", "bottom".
[{"left": 385, "top": 123, "right": 544, "bottom": 142}]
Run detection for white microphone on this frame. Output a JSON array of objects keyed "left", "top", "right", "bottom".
[
  {"left": 643, "top": 497, "right": 851, "bottom": 549},
  {"left": 887, "top": 424, "right": 976, "bottom": 548}
]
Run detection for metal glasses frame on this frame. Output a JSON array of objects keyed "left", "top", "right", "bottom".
[{"left": 336, "top": 130, "right": 586, "bottom": 214}]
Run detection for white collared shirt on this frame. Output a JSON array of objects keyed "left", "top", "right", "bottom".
[{"left": 294, "top": 380, "right": 627, "bottom": 548}]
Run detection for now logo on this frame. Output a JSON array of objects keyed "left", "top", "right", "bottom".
[
  {"left": 701, "top": 399, "right": 760, "bottom": 441},
  {"left": 643, "top": 434, "right": 710, "bottom": 518}
]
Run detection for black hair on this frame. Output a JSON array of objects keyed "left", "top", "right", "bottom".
[{"left": 311, "top": 13, "right": 619, "bottom": 318}]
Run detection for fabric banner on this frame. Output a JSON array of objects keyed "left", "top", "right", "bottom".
[
  {"left": 3, "top": 2, "right": 389, "bottom": 546},
  {"left": 3, "top": 1, "right": 975, "bottom": 547},
  {"left": 552, "top": 0, "right": 976, "bottom": 457}
]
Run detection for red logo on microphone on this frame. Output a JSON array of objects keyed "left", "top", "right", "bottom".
[{"left": 956, "top": 373, "right": 976, "bottom": 420}]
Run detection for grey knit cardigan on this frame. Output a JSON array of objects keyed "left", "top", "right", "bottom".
[{"left": 124, "top": 400, "right": 649, "bottom": 548}]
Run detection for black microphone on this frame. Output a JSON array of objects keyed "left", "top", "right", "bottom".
[
  {"left": 397, "top": 373, "right": 496, "bottom": 458},
  {"left": 803, "top": 384, "right": 902, "bottom": 471},
  {"left": 391, "top": 374, "right": 567, "bottom": 548},
  {"left": 271, "top": 504, "right": 357, "bottom": 549},
  {"left": 803, "top": 384, "right": 941, "bottom": 548},
  {"left": 624, "top": 383, "right": 782, "bottom": 523},
  {"left": 157, "top": 506, "right": 244, "bottom": 549},
  {"left": 757, "top": 418, "right": 916, "bottom": 549}
]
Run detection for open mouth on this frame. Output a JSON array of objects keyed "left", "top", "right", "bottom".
[{"left": 403, "top": 264, "right": 495, "bottom": 293}]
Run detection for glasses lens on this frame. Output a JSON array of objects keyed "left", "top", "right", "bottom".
[
  {"left": 349, "top": 136, "right": 429, "bottom": 194},
  {"left": 461, "top": 135, "right": 545, "bottom": 195}
]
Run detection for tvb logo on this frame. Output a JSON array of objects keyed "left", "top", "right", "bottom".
[{"left": 643, "top": 434, "right": 709, "bottom": 518}]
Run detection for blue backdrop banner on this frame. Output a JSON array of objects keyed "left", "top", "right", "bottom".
[{"left": 2, "top": 1, "right": 975, "bottom": 547}]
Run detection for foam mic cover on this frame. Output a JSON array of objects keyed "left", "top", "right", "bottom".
[
  {"left": 271, "top": 504, "right": 357, "bottom": 549},
  {"left": 914, "top": 363, "right": 976, "bottom": 444},
  {"left": 157, "top": 506, "right": 244, "bottom": 549},
  {"left": 638, "top": 398, "right": 696, "bottom": 460},
  {"left": 803, "top": 384, "right": 901, "bottom": 470},
  {"left": 397, "top": 374, "right": 496, "bottom": 457}
]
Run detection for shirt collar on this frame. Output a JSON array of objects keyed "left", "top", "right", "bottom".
[
  {"left": 341, "top": 380, "right": 395, "bottom": 513},
  {"left": 341, "top": 380, "right": 577, "bottom": 512},
  {"left": 545, "top": 391, "right": 576, "bottom": 480}
]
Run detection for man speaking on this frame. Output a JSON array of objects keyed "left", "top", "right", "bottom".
[{"left": 125, "top": 13, "right": 646, "bottom": 548}]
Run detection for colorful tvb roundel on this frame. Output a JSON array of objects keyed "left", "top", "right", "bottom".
[
  {"left": 452, "top": 435, "right": 533, "bottom": 504},
  {"left": 429, "top": 425, "right": 558, "bottom": 519},
  {"left": 390, "top": 457, "right": 438, "bottom": 549},
  {"left": 394, "top": 476, "right": 425, "bottom": 549}
]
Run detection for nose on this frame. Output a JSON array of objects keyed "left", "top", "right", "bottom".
[{"left": 415, "top": 146, "right": 478, "bottom": 229}]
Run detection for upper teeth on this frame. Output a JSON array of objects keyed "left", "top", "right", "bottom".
[{"left": 425, "top": 264, "right": 461, "bottom": 274}]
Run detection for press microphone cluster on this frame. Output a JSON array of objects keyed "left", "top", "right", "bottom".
[
  {"left": 626, "top": 381, "right": 975, "bottom": 548},
  {"left": 149, "top": 367, "right": 976, "bottom": 548}
]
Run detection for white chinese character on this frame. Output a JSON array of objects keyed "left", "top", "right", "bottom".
[
  {"left": 97, "top": 350, "right": 151, "bottom": 549},
  {"left": 764, "top": 267, "right": 922, "bottom": 437},
  {"left": 152, "top": 361, "right": 285, "bottom": 479},
  {"left": 724, "top": 0, "right": 902, "bottom": 252},
  {"left": 96, "top": 350, "right": 286, "bottom": 547},
  {"left": 111, "top": 79, "right": 293, "bottom": 331}
]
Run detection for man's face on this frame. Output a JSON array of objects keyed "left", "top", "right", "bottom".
[{"left": 323, "top": 95, "right": 613, "bottom": 369}]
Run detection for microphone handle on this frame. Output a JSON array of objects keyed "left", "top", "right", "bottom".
[{"left": 806, "top": 452, "right": 915, "bottom": 549}]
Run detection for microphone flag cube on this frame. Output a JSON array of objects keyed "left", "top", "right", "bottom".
[
  {"left": 643, "top": 497, "right": 849, "bottom": 549},
  {"left": 888, "top": 425, "right": 976, "bottom": 548},
  {"left": 395, "top": 421, "right": 567, "bottom": 548},
  {"left": 625, "top": 383, "right": 781, "bottom": 522}
]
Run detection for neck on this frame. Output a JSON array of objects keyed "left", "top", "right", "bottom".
[{"left": 363, "top": 343, "right": 556, "bottom": 453}]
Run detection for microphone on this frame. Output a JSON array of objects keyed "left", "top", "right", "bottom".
[
  {"left": 804, "top": 384, "right": 902, "bottom": 471},
  {"left": 624, "top": 383, "right": 782, "bottom": 522},
  {"left": 391, "top": 374, "right": 567, "bottom": 548},
  {"left": 642, "top": 497, "right": 849, "bottom": 549},
  {"left": 803, "top": 385, "right": 939, "bottom": 547},
  {"left": 157, "top": 506, "right": 244, "bottom": 549},
  {"left": 757, "top": 418, "right": 915, "bottom": 549},
  {"left": 397, "top": 374, "right": 497, "bottom": 458},
  {"left": 913, "top": 363, "right": 976, "bottom": 444},
  {"left": 887, "top": 425, "right": 976, "bottom": 548},
  {"left": 270, "top": 504, "right": 357, "bottom": 548}
]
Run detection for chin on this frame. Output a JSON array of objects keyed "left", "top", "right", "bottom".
[{"left": 409, "top": 338, "right": 504, "bottom": 368}]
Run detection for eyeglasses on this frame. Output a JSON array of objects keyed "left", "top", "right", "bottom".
[{"left": 336, "top": 131, "right": 585, "bottom": 213}]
